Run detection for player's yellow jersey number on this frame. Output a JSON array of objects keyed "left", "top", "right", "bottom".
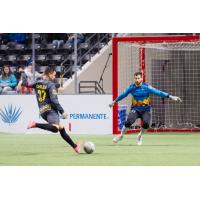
[{"left": 37, "top": 89, "right": 47, "bottom": 102}]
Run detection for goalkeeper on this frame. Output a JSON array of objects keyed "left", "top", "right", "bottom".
[
  {"left": 109, "top": 71, "right": 182, "bottom": 145},
  {"left": 20, "top": 66, "right": 81, "bottom": 153}
]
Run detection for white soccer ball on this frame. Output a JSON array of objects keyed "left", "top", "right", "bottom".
[{"left": 83, "top": 141, "right": 95, "bottom": 154}]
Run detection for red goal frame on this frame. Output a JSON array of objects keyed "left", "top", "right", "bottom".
[{"left": 112, "top": 35, "right": 200, "bottom": 134}]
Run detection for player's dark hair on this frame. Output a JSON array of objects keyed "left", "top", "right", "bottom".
[
  {"left": 44, "top": 66, "right": 56, "bottom": 76},
  {"left": 134, "top": 71, "right": 142, "bottom": 77},
  {"left": 18, "top": 65, "right": 24, "bottom": 70}
]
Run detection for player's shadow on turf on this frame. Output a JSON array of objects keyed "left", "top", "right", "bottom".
[{"left": 79, "top": 153, "right": 100, "bottom": 155}]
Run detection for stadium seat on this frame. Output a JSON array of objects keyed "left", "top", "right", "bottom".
[
  {"left": 13, "top": 44, "right": 25, "bottom": 50},
  {"left": 0, "top": 45, "right": 9, "bottom": 50},
  {"left": 28, "top": 44, "right": 41, "bottom": 50},
  {"left": 79, "top": 42, "right": 89, "bottom": 50},
  {"left": 62, "top": 43, "right": 73, "bottom": 50},
  {"left": 47, "top": 54, "right": 64, "bottom": 61},
  {"left": 35, "top": 55, "right": 47, "bottom": 61},
  {"left": 0, "top": 55, "right": 3, "bottom": 62},
  {"left": 4, "top": 55, "right": 17, "bottom": 62},
  {"left": 10, "top": 66, "right": 17, "bottom": 72},
  {"left": 44, "top": 44, "right": 57, "bottom": 50},
  {"left": 83, "top": 53, "right": 94, "bottom": 62},
  {"left": 98, "top": 42, "right": 106, "bottom": 49},
  {"left": 92, "top": 42, "right": 106, "bottom": 52},
  {"left": 34, "top": 33, "right": 41, "bottom": 40},
  {"left": 6, "top": 90, "right": 17, "bottom": 95},
  {"left": 19, "top": 55, "right": 32, "bottom": 61}
]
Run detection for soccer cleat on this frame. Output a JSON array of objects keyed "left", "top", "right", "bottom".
[
  {"left": 27, "top": 120, "right": 36, "bottom": 129},
  {"left": 74, "top": 142, "right": 81, "bottom": 154},
  {"left": 113, "top": 134, "right": 123, "bottom": 143},
  {"left": 136, "top": 134, "right": 142, "bottom": 145}
]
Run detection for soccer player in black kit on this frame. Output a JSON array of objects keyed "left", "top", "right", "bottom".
[{"left": 22, "top": 66, "right": 81, "bottom": 153}]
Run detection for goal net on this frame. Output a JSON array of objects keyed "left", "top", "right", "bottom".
[{"left": 112, "top": 36, "right": 200, "bottom": 134}]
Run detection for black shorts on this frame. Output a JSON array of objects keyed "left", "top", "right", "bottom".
[
  {"left": 41, "top": 110, "right": 60, "bottom": 125},
  {"left": 125, "top": 109, "right": 151, "bottom": 129}
]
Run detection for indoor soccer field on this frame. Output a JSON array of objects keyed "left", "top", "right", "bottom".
[{"left": 0, "top": 132, "right": 200, "bottom": 166}]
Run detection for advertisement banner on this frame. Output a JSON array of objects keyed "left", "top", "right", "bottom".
[{"left": 0, "top": 95, "right": 112, "bottom": 134}]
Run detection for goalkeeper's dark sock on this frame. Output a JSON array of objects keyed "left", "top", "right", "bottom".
[
  {"left": 36, "top": 123, "right": 58, "bottom": 133},
  {"left": 59, "top": 128, "right": 77, "bottom": 148}
]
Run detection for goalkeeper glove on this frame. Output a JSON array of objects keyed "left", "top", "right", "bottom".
[
  {"left": 109, "top": 100, "right": 116, "bottom": 108},
  {"left": 169, "top": 95, "right": 182, "bottom": 102}
]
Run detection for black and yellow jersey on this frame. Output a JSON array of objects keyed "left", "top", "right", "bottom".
[{"left": 23, "top": 78, "right": 64, "bottom": 114}]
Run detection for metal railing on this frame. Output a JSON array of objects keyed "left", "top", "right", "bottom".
[
  {"left": 77, "top": 33, "right": 110, "bottom": 67},
  {"left": 60, "top": 34, "right": 111, "bottom": 94},
  {"left": 61, "top": 33, "right": 111, "bottom": 71},
  {"left": 79, "top": 81, "right": 105, "bottom": 94}
]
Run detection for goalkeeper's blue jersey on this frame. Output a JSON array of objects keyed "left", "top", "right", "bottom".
[{"left": 115, "top": 83, "right": 169, "bottom": 112}]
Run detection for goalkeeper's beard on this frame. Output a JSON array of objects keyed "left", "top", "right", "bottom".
[{"left": 135, "top": 81, "right": 142, "bottom": 87}]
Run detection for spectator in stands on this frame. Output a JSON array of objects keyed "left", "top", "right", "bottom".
[
  {"left": 15, "top": 65, "right": 25, "bottom": 83},
  {"left": 24, "top": 62, "right": 42, "bottom": 83},
  {"left": 19, "top": 63, "right": 41, "bottom": 94},
  {"left": 15, "top": 65, "right": 29, "bottom": 94},
  {"left": 0, "top": 65, "right": 17, "bottom": 94},
  {"left": 52, "top": 40, "right": 64, "bottom": 48},
  {"left": 66, "top": 33, "right": 85, "bottom": 46},
  {"left": 52, "top": 33, "right": 67, "bottom": 48}
]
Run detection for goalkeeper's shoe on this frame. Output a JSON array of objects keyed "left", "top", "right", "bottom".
[
  {"left": 113, "top": 134, "right": 123, "bottom": 143},
  {"left": 74, "top": 142, "right": 81, "bottom": 154},
  {"left": 27, "top": 120, "right": 36, "bottom": 129},
  {"left": 136, "top": 133, "right": 142, "bottom": 145}
]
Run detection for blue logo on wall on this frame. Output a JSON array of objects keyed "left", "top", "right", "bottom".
[{"left": 0, "top": 104, "right": 23, "bottom": 125}]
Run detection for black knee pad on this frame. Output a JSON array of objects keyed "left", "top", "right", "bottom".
[{"left": 142, "top": 122, "right": 149, "bottom": 129}]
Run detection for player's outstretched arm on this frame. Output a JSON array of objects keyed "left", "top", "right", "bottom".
[
  {"left": 49, "top": 84, "right": 65, "bottom": 114},
  {"left": 169, "top": 95, "right": 182, "bottom": 102},
  {"left": 147, "top": 85, "right": 169, "bottom": 98},
  {"left": 109, "top": 85, "right": 134, "bottom": 108},
  {"left": 147, "top": 85, "right": 182, "bottom": 102}
]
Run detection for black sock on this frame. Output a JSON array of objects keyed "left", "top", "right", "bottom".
[
  {"left": 59, "top": 128, "right": 77, "bottom": 148},
  {"left": 36, "top": 123, "right": 58, "bottom": 133}
]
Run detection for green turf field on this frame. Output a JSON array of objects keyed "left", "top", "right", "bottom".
[{"left": 0, "top": 132, "right": 200, "bottom": 166}]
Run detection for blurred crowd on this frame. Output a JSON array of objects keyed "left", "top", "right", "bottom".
[
  {"left": 0, "top": 33, "right": 86, "bottom": 95},
  {"left": 0, "top": 63, "right": 42, "bottom": 95}
]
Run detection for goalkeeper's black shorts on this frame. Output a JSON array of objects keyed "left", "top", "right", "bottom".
[
  {"left": 41, "top": 110, "right": 60, "bottom": 125},
  {"left": 125, "top": 109, "right": 151, "bottom": 129}
]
